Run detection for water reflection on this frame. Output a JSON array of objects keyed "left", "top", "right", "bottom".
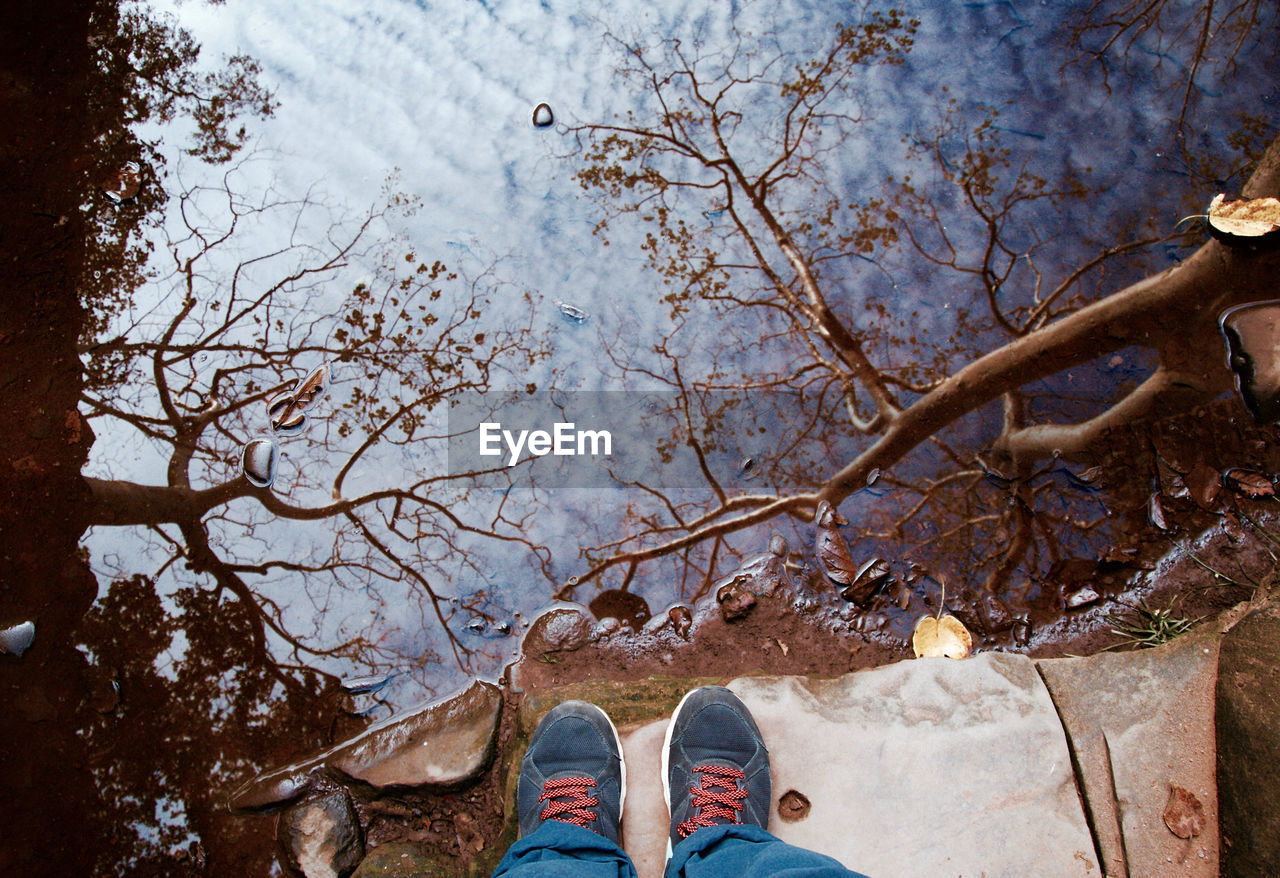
[{"left": 59, "top": 0, "right": 1280, "bottom": 872}]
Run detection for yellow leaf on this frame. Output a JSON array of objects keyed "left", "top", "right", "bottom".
[
  {"left": 1207, "top": 194, "right": 1280, "bottom": 241},
  {"left": 911, "top": 614, "right": 972, "bottom": 659}
]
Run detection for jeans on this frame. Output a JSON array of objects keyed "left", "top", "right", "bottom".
[{"left": 491, "top": 820, "right": 870, "bottom": 878}]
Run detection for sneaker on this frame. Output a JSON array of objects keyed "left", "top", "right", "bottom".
[
  {"left": 516, "top": 700, "right": 626, "bottom": 845},
  {"left": 662, "top": 686, "right": 771, "bottom": 852}
]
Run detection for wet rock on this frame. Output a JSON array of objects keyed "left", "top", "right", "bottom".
[
  {"left": 328, "top": 680, "right": 502, "bottom": 789},
  {"left": 814, "top": 501, "right": 857, "bottom": 586},
  {"left": 1222, "top": 300, "right": 1280, "bottom": 423},
  {"left": 1217, "top": 603, "right": 1280, "bottom": 876},
  {"left": 0, "top": 620, "right": 36, "bottom": 655},
  {"left": 713, "top": 536, "right": 794, "bottom": 598},
  {"left": 590, "top": 617, "right": 621, "bottom": 641},
  {"left": 229, "top": 681, "right": 503, "bottom": 810},
  {"left": 1047, "top": 557, "right": 1104, "bottom": 610},
  {"left": 277, "top": 788, "right": 363, "bottom": 878},
  {"left": 1060, "top": 583, "right": 1101, "bottom": 610},
  {"left": 716, "top": 581, "right": 756, "bottom": 622},
  {"left": 523, "top": 606, "right": 593, "bottom": 656},
  {"left": 979, "top": 593, "right": 1014, "bottom": 633},
  {"left": 668, "top": 605, "right": 693, "bottom": 639},
  {"left": 588, "top": 590, "right": 651, "bottom": 630}
]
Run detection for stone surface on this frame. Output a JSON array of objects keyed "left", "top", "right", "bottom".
[
  {"left": 328, "top": 679, "right": 502, "bottom": 789},
  {"left": 1216, "top": 603, "right": 1280, "bottom": 877},
  {"left": 521, "top": 606, "right": 594, "bottom": 657},
  {"left": 278, "top": 789, "right": 364, "bottom": 878},
  {"left": 230, "top": 681, "right": 503, "bottom": 810},
  {"left": 614, "top": 658, "right": 1097, "bottom": 878},
  {"left": 1037, "top": 630, "right": 1220, "bottom": 877}
]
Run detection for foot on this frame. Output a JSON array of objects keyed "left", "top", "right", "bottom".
[
  {"left": 516, "top": 700, "right": 626, "bottom": 845},
  {"left": 662, "top": 686, "right": 771, "bottom": 851}
]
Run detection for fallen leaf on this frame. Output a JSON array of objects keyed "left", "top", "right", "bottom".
[
  {"left": 775, "top": 638, "right": 789, "bottom": 656},
  {"left": 1163, "top": 784, "right": 1206, "bottom": 839},
  {"left": 1208, "top": 194, "right": 1280, "bottom": 241},
  {"left": 911, "top": 614, "right": 972, "bottom": 659},
  {"left": 815, "top": 501, "right": 858, "bottom": 585},
  {"left": 1224, "top": 468, "right": 1275, "bottom": 498},
  {"left": 776, "top": 789, "right": 811, "bottom": 822},
  {"left": 1148, "top": 492, "right": 1170, "bottom": 531}
]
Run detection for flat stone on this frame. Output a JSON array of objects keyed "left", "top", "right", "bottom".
[
  {"left": 278, "top": 789, "right": 364, "bottom": 878},
  {"left": 1216, "top": 603, "right": 1280, "bottom": 876},
  {"left": 1037, "top": 630, "right": 1220, "bottom": 877},
  {"left": 230, "top": 681, "right": 502, "bottom": 810},
  {"left": 616, "top": 657, "right": 1096, "bottom": 878},
  {"left": 329, "top": 679, "right": 502, "bottom": 789}
]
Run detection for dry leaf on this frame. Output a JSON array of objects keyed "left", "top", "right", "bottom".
[
  {"left": 775, "top": 638, "right": 789, "bottom": 656},
  {"left": 1224, "top": 468, "right": 1275, "bottom": 498},
  {"left": 1208, "top": 194, "right": 1280, "bottom": 241},
  {"left": 815, "top": 501, "right": 858, "bottom": 585},
  {"left": 1163, "top": 784, "right": 1205, "bottom": 839},
  {"left": 912, "top": 614, "right": 972, "bottom": 659}
]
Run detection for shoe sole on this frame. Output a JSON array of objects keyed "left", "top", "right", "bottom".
[{"left": 660, "top": 686, "right": 703, "bottom": 863}]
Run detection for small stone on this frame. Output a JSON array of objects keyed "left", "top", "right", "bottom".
[
  {"left": 717, "top": 581, "right": 756, "bottom": 622},
  {"left": 669, "top": 605, "right": 693, "bottom": 639},
  {"left": 277, "top": 788, "right": 363, "bottom": 878},
  {"left": 523, "top": 607, "right": 594, "bottom": 655},
  {"left": 1061, "top": 584, "right": 1101, "bottom": 609}
]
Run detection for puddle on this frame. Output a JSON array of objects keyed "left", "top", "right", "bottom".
[{"left": 16, "top": 0, "right": 1277, "bottom": 872}]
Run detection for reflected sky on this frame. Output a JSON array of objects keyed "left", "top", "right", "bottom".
[{"left": 73, "top": 0, "right": 1277, "bottom": 867}]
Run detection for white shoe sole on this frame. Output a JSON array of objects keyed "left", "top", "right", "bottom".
[{"left": 660, "top": 686, "right": 703, "bottom": 863}]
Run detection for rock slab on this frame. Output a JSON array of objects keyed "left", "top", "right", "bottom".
[
  {"left": 1216, "top": 603, "right": 1280, "bottom": 877},
  {"left": 1037, "top": 630, "right": 1220, "bottom": 877},
  {"left": 230, "top": 680, "right": 503, "bottom": 811},
  {"left": 618, "top": 656, "right": 1098, "bottom": 878}
]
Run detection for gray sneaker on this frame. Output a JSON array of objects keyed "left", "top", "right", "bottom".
[
  {"left": 662, "top": 686, "right": 771, "bottom": 851},
  {"left": 516, "top": 700, "right": 627, "bottom": 845}
]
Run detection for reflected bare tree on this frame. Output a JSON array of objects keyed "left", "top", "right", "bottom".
[
  {"left": 559, "top": 6, "right": 1280, "bottom": 598},
  {"left": 80, "top": 160, "right": 552, "bottom": 680}
]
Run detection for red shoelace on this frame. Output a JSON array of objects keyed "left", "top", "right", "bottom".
[
  {"left": 677, "top": 764, "right": 748, "bottom": 838},
  {"left": 539, "top": 776, "right": 600, "bottom": 829}
]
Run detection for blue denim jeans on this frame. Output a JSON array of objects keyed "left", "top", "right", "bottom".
[{"left": 491, "top": 820, "right": 869, "bottom": 878}]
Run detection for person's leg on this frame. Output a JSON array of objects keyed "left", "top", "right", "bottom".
[
  {"left": 490, "top": 700, "right": 637, "bottom": 878},
  {"left": 662, "top": 686, "right": 869, "bottom": 878},
  {"left": 665, "top": 824, "right": 867, "bottom": 878},
  {"left": 491, "top": 819, "right": 636, "bottom": 878}
]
